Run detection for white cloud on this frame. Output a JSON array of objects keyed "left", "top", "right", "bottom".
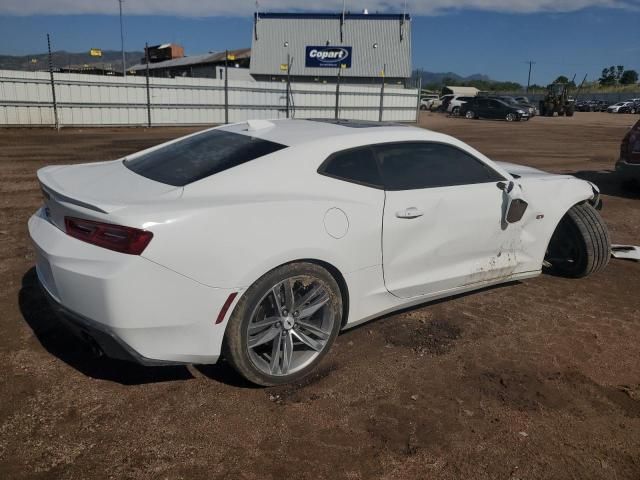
[{"left": 0, "top": 0, "right": 638, "bottom": 16}]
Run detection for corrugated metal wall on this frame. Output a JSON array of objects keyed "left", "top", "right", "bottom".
[
  {"left": 251, "top": 15, "right": 411, "bottom": 78},
  {"left": 0, "top": 70, "right": 419, "bottom": 127}
]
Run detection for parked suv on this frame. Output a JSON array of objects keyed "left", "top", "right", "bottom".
[
  {"left": 419, "top": 94, "right": 439, "bottom": 111},
  {"left": 460, "top": 97, "right": 529, "bottom": 122},
  {"left": 617, "top": 118, "right": 640, "bottom": 185},
  {"left": 438, "top": 94, "right": 456, "bottom": 112},
  {"left": 447, "top": 96, "right": 474, "bottom": 115}
]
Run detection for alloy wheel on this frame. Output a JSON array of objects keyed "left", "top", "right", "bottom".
[{"left": 246, "top": 276, "right": 335, "bottom": 377}]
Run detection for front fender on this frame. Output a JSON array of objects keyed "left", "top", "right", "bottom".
[{"left": 515, "top": 177, "right": 596, "bottom": 272}]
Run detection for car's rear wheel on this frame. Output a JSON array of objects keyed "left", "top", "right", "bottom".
[
  {"left": 505, "top": 113, "right": 516, "bottom": 122},
  {"left": 223, "top": 262, "right": 342, "bottom": 386},
  {"left": 465, "top": 110, "right": 475, "bottom": 119},
  {"left": 545, "top": 202, "right": 610, "bottom": 278},
  {"left": 452, "top": 106, "right": 460, "bottom": 116}
]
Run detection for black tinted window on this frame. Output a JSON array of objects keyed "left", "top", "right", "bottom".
[
  {"left": 320, "top": 147, "right": 382, "bottom": 188},
  {"left": 374, "top": 142, "right": 504, "bottom": 190},
  {"left": 124, "top": 130, "right": 287, "bottom": 186}
]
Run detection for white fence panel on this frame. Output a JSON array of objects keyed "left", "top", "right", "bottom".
[{"left": 0, "top": 69, "right": 418, "bottom": 127}]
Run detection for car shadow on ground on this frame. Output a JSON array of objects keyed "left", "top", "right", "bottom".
[
  {"left": 570, "top": 169, "right": 640, "bottom": 200},
  {"left": 19, "top": 267, "right": 195, "bottom": 386}
]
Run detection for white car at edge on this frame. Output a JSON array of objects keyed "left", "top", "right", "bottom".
[{"left": 29, "top": 118, "right": 610, "bottom": 386}]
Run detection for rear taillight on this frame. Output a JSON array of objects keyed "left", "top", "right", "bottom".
[{"left": 64, "top": 217, "right": 153, "bottom": 255}]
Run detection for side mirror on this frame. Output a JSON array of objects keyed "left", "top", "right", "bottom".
[
  {"left": 506, "top": 198, "right": 528, "bottom": 223},
  {"left": 498, "top": 180, "right": 528, "bottom": 224}
]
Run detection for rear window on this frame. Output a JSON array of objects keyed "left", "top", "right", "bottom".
[{"left": 124, "top": 130, "right": 287, "bottom": 186}]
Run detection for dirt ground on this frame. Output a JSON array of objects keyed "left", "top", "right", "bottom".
[{"left": 1, "top": 113, "right": 639, "bottom": 480}]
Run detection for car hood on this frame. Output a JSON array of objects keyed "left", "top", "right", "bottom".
[{"left": 494, "top": 161, "right": 571, "bottom": 180}]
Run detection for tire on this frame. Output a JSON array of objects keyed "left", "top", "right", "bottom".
[
  {"left": 452, "top": 106, "right": 460, "bottom": 116},
  {"left": 545, "top": 202, "right": 611, "bottom": 278},
  {"left": 223, "top": 262, "right": 343, "bottom": 386},
  {"left": 505, "top": 113, "right": 515, "bottom": 122},
  {"left": 465, "top": 110, "right": 475, "bottom": 119},
  {"left": 420, "top": 105, "right": 427, "bottom": 111}
]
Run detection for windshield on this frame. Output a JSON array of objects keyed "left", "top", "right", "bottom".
[{"left": 124, "top": 129, "right": 287, "bottom": 187}]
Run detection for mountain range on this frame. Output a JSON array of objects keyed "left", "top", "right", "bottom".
[
  {"left": 0, "top": 50, "right": 144, "bottom": 71},
  {"left": 0, "top": 50, "right": 501, "bottom": 85}
]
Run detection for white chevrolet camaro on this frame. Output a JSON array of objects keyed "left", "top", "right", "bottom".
[{"left": 29, "top": 119, "right": 610, "bottom": 385}]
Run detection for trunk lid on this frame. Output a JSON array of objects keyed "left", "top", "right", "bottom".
[
  {"left": 37, "top": 160, "right": 182, "bottom": 231},
  {"left": 38, "top": 160, "right": 182, "bottom": 213}
]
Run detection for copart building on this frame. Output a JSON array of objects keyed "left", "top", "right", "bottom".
[{"left": 249, "top": 12, "right": 412, "bottom": 85}]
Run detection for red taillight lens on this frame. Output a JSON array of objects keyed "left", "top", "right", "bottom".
[{"left": 64, "top": 217, "right": 153, "bottom": 255}]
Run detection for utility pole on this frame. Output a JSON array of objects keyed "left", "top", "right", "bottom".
[
  {"left": 526, "top": 60, "right": 536, "bottom": 93},
  {"left": 118, "top": 0, "right": 126, "bottom": 77}
]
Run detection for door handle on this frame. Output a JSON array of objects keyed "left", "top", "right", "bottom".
[{"left": 396, "top": 207, "right": 424, "bottom": 219}]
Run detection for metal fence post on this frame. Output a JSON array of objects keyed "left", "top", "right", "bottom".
[
  {"left": 145, "top": 42, "right": 151, "bottom": 128},
  {"left": 335, "top": 67, "right": 341, "bottom": 119},
  {"left": 224, "top": 49, "right": 229, "bottom": 124},
  {"left": 47, "top": 34, "right": 59, "bottom": 130},
  {"left": 378, "top": 63, "right": 386, "bottom": 122},
  {"left": 415, "top": 76, "right": 422, "bottom": 123},
  {"left": 285, "top": 53, "right": 291, "bottom": 119}
]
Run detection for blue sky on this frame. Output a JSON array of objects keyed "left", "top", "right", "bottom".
[{"left": 0, "top": 4, "right": 639, "bottom": 85}]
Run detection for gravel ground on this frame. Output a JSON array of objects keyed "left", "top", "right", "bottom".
[{"left": 1, "top": 112, "right": 639, "bottom": 480}]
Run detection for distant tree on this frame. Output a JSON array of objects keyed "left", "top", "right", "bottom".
[
  {"left": 599, "top": 67, "right": 617, "bottom": 86},
  {"left": 620, "top": 70, "right": 639, "bottom": 85},
  {"left": 616, "top": 65, "right": 625, "bottom": 81},
  {"left": 554, "top": 75, "right": 569, "bottom": 84}
]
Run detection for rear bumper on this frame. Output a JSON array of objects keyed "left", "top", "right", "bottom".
[
  {"left": 29, "top": 208, "right": 241, "bottom": 365},
  {"left": 616, "top": 159, "right": 640, "bottom": 181},
  {"left": 42, "top": 285, "right": 175, "bottom": 366}
]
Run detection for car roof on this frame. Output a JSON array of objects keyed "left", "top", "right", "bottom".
[{"left": 217, "top": 118, "right": 436, "bottom": 148}]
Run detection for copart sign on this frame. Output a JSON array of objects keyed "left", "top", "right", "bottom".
[{"left": 305, "top": 46, "right": 352, "bottom": 68}]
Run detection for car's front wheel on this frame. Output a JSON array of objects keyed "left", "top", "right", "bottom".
[
  {"left": 223, "top": 262, "right": 342, "bottom": 386},
  {"left": 545, "top": 202, "right": 610, "bottom": 278},
  {"left": 465, "top": 110, "right": 475, "bottom": 119},
  {"left": 505, "top": 113, "right": 516, "bottom": 122}
]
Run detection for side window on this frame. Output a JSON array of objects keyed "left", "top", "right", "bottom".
[
  {"left": 374, "top": 142, "right": 504, "bottom": 191},
  {"left": 319, "top": 147, "right": 383, "bottom": 188}
]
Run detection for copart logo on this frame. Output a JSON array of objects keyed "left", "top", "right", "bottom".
[
  {"left": 305, "top": 46, "right": 352, "bottom": 68},
  {"left": 309, "top": 47, "right": 348, "bottom": 62}
]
